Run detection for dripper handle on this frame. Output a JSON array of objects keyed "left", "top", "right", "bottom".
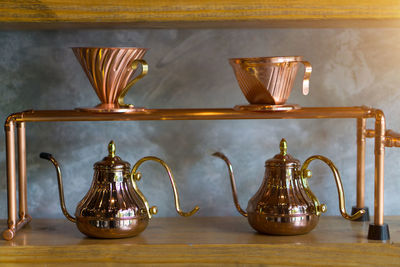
[
  {"left": 117, "top": 59, "right": 149, "bottom": 108},
  {"left": 300, "top": 61, "right": 312, "bottom": 95},
  {"left": 130, "top": 156, "right": 199, "bottom": 218},
  {"left": 39, "top": 152, "right": 76, "bottom": 223},
  {"left": 301, "top": 155, "right": 365, "bottom": 220}
]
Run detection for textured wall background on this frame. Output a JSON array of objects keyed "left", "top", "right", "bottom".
[{"left": 1, "top": 29, "right": 400, "bottom": 219}]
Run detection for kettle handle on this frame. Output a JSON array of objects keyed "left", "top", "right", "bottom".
[
  {"left": 300, "top": 155, "right": 365, "bottom": 220},
  {"left": 130, "top": 156, "right": 199, "bottom": 218},
  {"left": 39, "top": 152, "right": 77, "bottom": 223}
]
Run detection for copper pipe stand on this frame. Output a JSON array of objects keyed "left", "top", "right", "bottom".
[
  {"left": 2, "top": 105, "right": 398, "bottom": 241},
  {"left": 234, "top": 104, "right": 300, "bottom": 112}
]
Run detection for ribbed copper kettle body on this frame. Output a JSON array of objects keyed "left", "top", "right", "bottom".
[
  {"left": 247, "top": 162, "right": 318, "bottom": 235},
  {"left": 75, "top": 165, "right": 149, "bottom": 238}
]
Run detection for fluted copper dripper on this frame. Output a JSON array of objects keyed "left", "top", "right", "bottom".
[
  {"left": 229, "top": 56, "right": 312, "bottom": 106},
  {"left": 73, "top": 47, "right": 148, "bottom": 112}
]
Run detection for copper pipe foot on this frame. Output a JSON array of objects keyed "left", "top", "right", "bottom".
[
  {"left": 2, "top": 215, "right": 32, "bottom": 240},
  {"left": 368, "top": 223, "right": 390, "bottom": 240},
  {"left": 2, "top": 228, "right": 15, "bottom": 241},
  {"left": 351, "top": 206, "right": 370, "bottom": 222}
]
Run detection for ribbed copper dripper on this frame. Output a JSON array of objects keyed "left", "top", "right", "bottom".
[
  {"left": 229, "top": 56, "right": 312, "bottom": 105},
  {"left": 73, "top": 47, "right": 148, "bottom": 112}
]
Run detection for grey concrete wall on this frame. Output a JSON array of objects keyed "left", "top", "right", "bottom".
[{"left": 0, "top": 29, "right": 400, "bottom": 219}]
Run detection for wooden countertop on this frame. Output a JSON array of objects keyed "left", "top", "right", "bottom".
[
  {"left": 1, "top": 216, "right": 400, "bottom": 265},
  {"left": 2, "top": 0, "right": 400, "bottom": 29}
]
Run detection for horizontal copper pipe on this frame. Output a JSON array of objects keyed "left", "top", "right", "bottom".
[
  {"left": 5, "top": 107, "right": 374, "bottom": 125},
  {"left": 385, "top": 130, "right": 400, "bottom": 147},
  {"left": 365, "top": 129, "right": 400, "bottom": 147}
]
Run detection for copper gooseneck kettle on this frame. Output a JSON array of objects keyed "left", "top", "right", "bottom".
[
  {"left": 40, "top": 141, "right": 199, "bottom": 238},
  {"left": 213, "top": 139, "right": 365, "bottom": 235}
]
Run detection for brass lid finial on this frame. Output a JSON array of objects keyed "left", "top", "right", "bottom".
[
  {"left": 95, "top": 140, "right": 130, "bottom": 171},
  {"left": 280, "top": 138, "right": 287, "bottom": 156},
  {"left": 108, "top": 140, "right": 116, "bottom": 158},
  {"left": 266, "top": 138, "right": 299, "bottom": 167}
]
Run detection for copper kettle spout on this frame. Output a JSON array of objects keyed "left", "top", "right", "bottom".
[
  {"left": 212, "top": 152, "right": 247, "bottom": 217},
  {"left": 39, "top": 153, "right": 76, "bottom": 223}
]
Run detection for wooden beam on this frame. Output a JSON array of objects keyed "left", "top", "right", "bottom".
[
  {"left": 1, "top": 0, "right": 400, "bottom": 29},
  {"left": 1, "top": 217, "right": 400, "bottom": 265}
]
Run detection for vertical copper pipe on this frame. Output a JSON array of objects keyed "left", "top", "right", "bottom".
[
  {"left": 3, "top": 120, "right": 17, "bottom": 240},
  {"left": 356, "top": 118, "right": 366, "bottom": 208},
  {"left": 374, "top": 110, "right": 385, "bottom": 226},
  {"left": 17, "top": 122, "right": 27, "bottom": 219}
]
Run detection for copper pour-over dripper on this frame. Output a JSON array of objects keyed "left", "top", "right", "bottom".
[
  {"left": 230, "top": 56, "right": 312, "bottom": 111},
  {"left": 73, "top": 47, "right": 148, "bottom": 112}
]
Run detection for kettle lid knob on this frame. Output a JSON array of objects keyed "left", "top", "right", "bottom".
[
  {"left": 108, "top": 140, "right": 116, "bottom": 158},
  {"left": 279, "top": 138, "right": 287, "bottom": 156},
  {"left": 265, "top": 138, "right": 300, "bottom": 167},
  {"left": 93, "top": 140, "right": 131, "bottom": 171}
]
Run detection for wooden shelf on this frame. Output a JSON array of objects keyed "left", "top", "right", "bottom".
[
  {"left": 1, "top": 216, "right": 399, "bottom": 265},
  {"left": 2, "top": 0, "right": 400, "bottom": 29}
]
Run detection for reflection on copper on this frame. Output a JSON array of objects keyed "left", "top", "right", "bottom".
[
  {"left": 229, "top": 56, "right": 312, "bottom": 105},
  {"left": 234, "top": 104, "right": 300, "bottom": 112}
]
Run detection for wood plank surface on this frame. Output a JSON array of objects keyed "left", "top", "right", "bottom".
[
  {"left": 0, "top": 216, "right": 399, "bottom": 265},
  {"left": 1, "top": 0, "right": 400, "bottom": 29}
]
